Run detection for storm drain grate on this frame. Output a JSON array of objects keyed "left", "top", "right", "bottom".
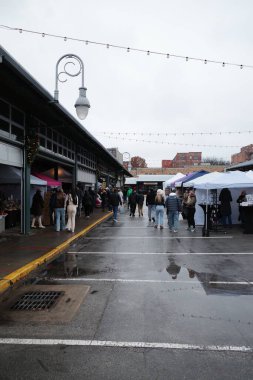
[{"left": 10, "top": 291, "right": 64, "bottom": 311}]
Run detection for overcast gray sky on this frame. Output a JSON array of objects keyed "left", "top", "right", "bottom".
[{"left": 1, "top": 0, "right": 253, "bottom": 166}]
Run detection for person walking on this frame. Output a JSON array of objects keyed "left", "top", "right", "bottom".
[
  {"left": 219, "top": 187, "right": 233, "bottom": 227},
  {"left": 76, "top": 186, "right": 84, "bottom": 217},
  {"left": 165, "top": 188, "right": 182, "bottom": 232},
  {"left": 83, "top": 190, "right": 93, "bottom": 218},
  {"left": 65, "top": 188, "right": 78, "bottom": 233},
  {"left": 53, "top": 187, "right": 66, "bottom": 232},
  {"left": 237, "top": 190, "right": 247, "bottom": 225},
  {"left": 146, "top": 188, "right": 156, "bottom": 222},
  {"left": 31, "top": 189, "right": 45, "bottom": 229},
  {"left": 182, "top": 190, "right": 189, "bottom": 220},
  {"left": 185, "top": 190, "right": 196, "bottom": 232},
  {"left": 109, "top": 187, "right": 122, "bottom": 222},
  {"left": 136, "top": 191, "right": 144, "bottom": 217},
  {"left": 154, "top": 189, "right": 165, "bottom": 229},
  {"left": 129, "top": 190, "right": 137, "bottom": 217},
  {"left": 100, "top": 188, "right": 107, "bottom": 212},
  {"left": 127, "top": 187, "right": 133, "bottom": 210}
]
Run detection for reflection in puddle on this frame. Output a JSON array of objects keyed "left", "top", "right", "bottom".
[
  {"left": 166, "top": 254, "right": 253, "bottom": 296},
  {"left": 64, "top": 253, "right": 78, "bottom": 277}
]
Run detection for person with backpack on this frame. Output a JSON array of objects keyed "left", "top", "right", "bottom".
[
  {"left": 129, "top": 190, "right": 137, "bottom": 217},
  {"left": 165, "top": 188, "right": 182, "bottom": 233},
  {"left": 65, "top": 188, "right": 78, "bottom": 233},
  {"left": 109, "top": 187, "right": 122, "bottom": 222},
  {"left": 136, "top": 191, "right": 144, "bottom": 217},
  {"left": 146, "top": 188, "right": 156, "bottom": 222}
]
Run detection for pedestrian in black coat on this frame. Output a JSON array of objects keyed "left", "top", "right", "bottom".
[
  {"left": 219, "top": 188, "right": 232, "bottom": 227},
  {"left": 31, "top": 190, "right": 45, "bottom": 228}
]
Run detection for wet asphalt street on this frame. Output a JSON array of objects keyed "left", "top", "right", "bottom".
[{"left": 1, "top": 205, "right": 253, "bottom": 379}]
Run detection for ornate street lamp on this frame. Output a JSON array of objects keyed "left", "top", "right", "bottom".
[
  {"left": 123, "top": 152, "right": 131, "bottom": 171},
  {"left": 54, "top": 54, "right": 90, "bottom": 120}
]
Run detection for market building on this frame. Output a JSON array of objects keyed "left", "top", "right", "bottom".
[{"left": 0, "top": 46, "right": 130, "bottom": 234}]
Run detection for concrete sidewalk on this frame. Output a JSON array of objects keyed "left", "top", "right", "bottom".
[{"left": 0, "top": 209, "right": 112, "bottom": 294}]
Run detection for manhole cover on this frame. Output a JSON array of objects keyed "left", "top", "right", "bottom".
[{"left": 10, "top": 291, "right": 64, "bottom": 311}]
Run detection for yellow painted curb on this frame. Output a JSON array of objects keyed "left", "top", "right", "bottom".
[{"left": 0, "top": 212, "right": 112, "bottom": 294}]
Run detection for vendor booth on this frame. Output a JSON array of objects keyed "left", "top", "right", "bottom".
[
  {"left": 183, "top": 171, "right": 253, "bottom": 235},
  {"left": 0, "top": 165, "right": 47, "bottom": 231}
]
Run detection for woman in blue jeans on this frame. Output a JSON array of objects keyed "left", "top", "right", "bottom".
[
  {"left": 52, "top": 187, "right": 66, "bottom": 231},
  {"left": 154, "top": 189, "right": 165, "bottom": 229}
]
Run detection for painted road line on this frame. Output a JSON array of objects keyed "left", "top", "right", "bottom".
[
  {"left": 68, "top": 251, "right": 253, "bottom": 255},
  {"left": 0, "top": 338, "right": 251, "bottom": 353},
  {"left": 82, "top": 236, "right": 233, "bottom": 239},
  {"left": 46, "top": 278, "right": 253, "bottom": 285},
  {"left": 0, "top": 212, "right": 112, "bottom": 294}
]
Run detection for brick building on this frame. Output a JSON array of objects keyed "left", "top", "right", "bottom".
[
  {"left": 162, "top": 152, "right": 202, "bottom": 168},
  {"left": 231, "top": 144, "right": 253, "bottom": 164}
]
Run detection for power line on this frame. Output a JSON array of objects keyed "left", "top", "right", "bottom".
[{"left": 0, "top": 24, "right": 252, "bottom": 69}]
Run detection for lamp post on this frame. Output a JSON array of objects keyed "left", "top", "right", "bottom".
[
  {"left": 54, "top": 54, "right": 90, "bottom": 120},
  {"left": 123, "top": 152, "right": 131, "bottom": 172}
]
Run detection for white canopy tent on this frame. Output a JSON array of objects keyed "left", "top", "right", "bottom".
[
  {"left": 164, "top": 173, "right": 184, "bottom": 189},
  {"left": 184, "top": 171, "right": 253, "bottom": 227}
]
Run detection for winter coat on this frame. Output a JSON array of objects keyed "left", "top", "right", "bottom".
[
  {"left": 146, "top": 191, "right": 156, "bottom": 206},
  {"left": 186, "top": 194, "right": 196, "bottom": 209},
  {"left": 165, "top": 193, "right": 181, "bottom": 212},
  {"left": 219, "top": 188, "right": 232, "bottom": 216},
  {"left": 127, "top": 188, "right": 133, "bottom": 198},
  {"left": 129, "top": 192, "right": 137, "bottom": 205},
  {"left": 31, "top": 191, "right": 44, "bottom": 216},
  {"left": 83, "top": 191, "right": 93, "bottom": 207},
  {"left": 136, "top": 193, "right": 144, "bottom": 206},
  {"left": 109, "top": 192, "right": 122, "bottom": 207}
]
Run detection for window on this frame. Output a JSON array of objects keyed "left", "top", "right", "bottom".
[
  {"left": 0, "top": 99, "right": 10, "bottom": 118},
  {"left": 0, "top": 99, "right": 25, "bottom": 143},
  {"left": 12, "top": 107, "right": 25, "bottom": 126},
  {"left": 11, "top": 125, "right": 24, "bottom": 142}
]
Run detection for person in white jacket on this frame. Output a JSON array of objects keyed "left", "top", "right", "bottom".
[{"left": 65, "top": 188, "right": 78, "bottom": 233}]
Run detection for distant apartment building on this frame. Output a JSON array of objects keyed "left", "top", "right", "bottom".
[
  {"left": 162, "top": 160, "right": 172, "bottom": 168},
  {"left": 162, "top": 152, "right": 202, "bottom": 168},
  {"left": 107, "top": 147, "right": 123, "bottom": 164},
  {"left": 231, "top": 144, "right": 253, "bottom": 164}
]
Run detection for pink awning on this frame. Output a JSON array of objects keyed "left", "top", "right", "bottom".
[{"left": 33, "top": 173, "right": 61, "bottom": 187}]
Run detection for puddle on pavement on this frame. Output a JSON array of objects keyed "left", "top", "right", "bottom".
[
  {"left": 37, "top": 252, "right": 253, "bottom": 297},
  {"left": 166, "top": 255, "right": 253, "bottom": 296}
]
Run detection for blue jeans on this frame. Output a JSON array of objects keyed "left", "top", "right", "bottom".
[
  {"left": 222, "top": 214, "right": 232, "bottom": 226},
  {"left": 155, "top": 205, "right": 164, "bottom": 226},
  {"left": 112, "top": 205, "right": 119, "bottom": 221},
  {"left": 148, "top": 205, "right": 156, "bottom": 220},
  {"left": 168, "top": 211, "right": 179, "bottom": 230},
  {"left": 55, "top": 208, "right": 65, "bottom": 231}
]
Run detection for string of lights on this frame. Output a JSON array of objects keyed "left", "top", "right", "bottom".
[
  {"left": 1, "top": 24, "right": 252, "bottom": 69},
  {"left": 103, "top": 135, "right": 240, "bottom": 148},
  {"left": 97, "top": 130, "right": 253, "bottom": 137}
]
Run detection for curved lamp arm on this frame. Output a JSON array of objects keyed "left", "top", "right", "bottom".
[{"left": 54, "top": 54, "right": 90, "bottom": 120}]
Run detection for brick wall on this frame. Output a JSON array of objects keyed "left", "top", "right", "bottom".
[{"left": 231, "top": 144, "right": 253, "bottom": 164}]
